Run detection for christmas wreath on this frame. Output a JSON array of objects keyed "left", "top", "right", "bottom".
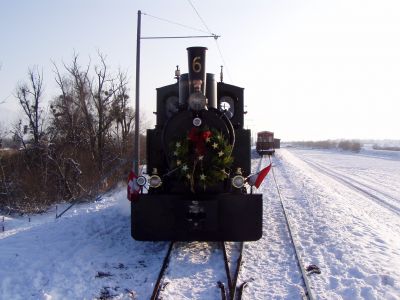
[{"left": 170, "top": 127, "right": 233, "bottom": 192}]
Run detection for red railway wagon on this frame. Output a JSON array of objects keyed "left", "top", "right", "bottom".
[{"left": 256, "top": 131, "right": 275, "bottom": 155}]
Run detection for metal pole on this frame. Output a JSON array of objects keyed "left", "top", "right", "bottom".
[
  {"left": 134, "top": 10, "right": 141, "bottom": 174},
  {"left": 133, "top": 10, "right": 219, "bottom": 174}
]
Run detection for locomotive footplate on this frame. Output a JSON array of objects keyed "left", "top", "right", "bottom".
[{"left": 131, "top": 193, "right": 263, "bottom": 241}]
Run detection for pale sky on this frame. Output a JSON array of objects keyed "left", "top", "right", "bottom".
[{"left": 1, "top": 0, "right": 400, "bottom": 141}]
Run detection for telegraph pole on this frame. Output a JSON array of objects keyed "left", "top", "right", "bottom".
[
  {"left": 134, "top": 10, "right": 141, "bottom": 174},
  {"left": 134, "top": 10, "right": 218, "bottom": 174}
]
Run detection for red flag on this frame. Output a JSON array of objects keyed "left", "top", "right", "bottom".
[
  {"left": 127, "top": 170, "right": 140, "bottom": 201},
  {"left": 247, "top": 163, "right": 272, "bottom": 188}
]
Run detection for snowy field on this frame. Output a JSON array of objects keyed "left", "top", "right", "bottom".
[{"left": 1, "top": 147, "right": 399, "bottom": 299}]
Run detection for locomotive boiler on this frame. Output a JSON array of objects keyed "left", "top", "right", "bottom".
[{"left": 131, "top": 47, "right": 262, "bottom": 241}]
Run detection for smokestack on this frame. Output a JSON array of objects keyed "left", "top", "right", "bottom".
[{"left": 187, "top": 47, "right": 207, "bottom": 95}]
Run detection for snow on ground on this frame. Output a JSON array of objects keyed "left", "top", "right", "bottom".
[
  {"left": 238, "top": 154, "right": 304, "bottom": 299},
  {"left": 274, "top": 148, "right": 400, "bottom": 299},
  {"left": 1, "top": 148, "right": 399, "bottom": 299},
  {"left": 160, "top": 242, "right": 226, "bottom": 299},
  {"left": 0, "top": 188, "right": 170, "bottom": 300}
]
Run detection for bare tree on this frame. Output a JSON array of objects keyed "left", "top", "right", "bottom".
[
  {"left": 108, "top": 70, "right": 134, "bottom": 156},
  {"left": 0, "top": 124, "right": 4, "bottom": 148},
  {"left": 0, "top": 155, "right": 12, "bottom": 212},
  {"left": 14, "top": 67, "right": 45, "bottom": 148},
  {"left": 51, "top": 53, "right": 132, "bottom": 173},
  {"left": 1, "top": 53, "right": 143, "bottom": 213},
  {"left": 89, "top": 52, "right": 117, "bottom": 171},
  {"left": 0, "top": 63, "right": 5, "bottom": 105}
]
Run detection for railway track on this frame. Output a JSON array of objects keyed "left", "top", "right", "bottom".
[
  {"left": 267, "top": 154, "right": 316, "bottom": 300},
  {"left": 150, "top": 242, "right": 175, "bottom": 300},
  {"left": 302, "top": 158, "right": 400, "bottom": 217},
  {"left": 149, "top": 241, "right": 247, "bottom": 300},
  {"left": 149, "top": 154, "right": 316, "bottom": 300},
  {"left": 148, "top": 157, "right": 265, "bottom": 300},
  {"left": 219, "top": 241, "right": 247, "bottom": 300}
]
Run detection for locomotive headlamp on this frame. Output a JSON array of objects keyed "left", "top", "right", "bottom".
[
  {"left": 193, "top": 117, "right": 202, "bottom": 127},
  {"left": 232, "top": 175, "right": 245, "bottom": 189},
  {"left": 188, "top": 92, "right": 207, "bottom": 111},
  {"left": 136, "top": 176, "right": 147, "bottom": 187},
  {"left": 149, "top": 174, "right": 162, "bottom": 188}
]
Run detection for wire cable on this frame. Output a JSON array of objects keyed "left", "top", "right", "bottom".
[
  {"left": 186, "top": 0, "right": 214, "bottom": 35},
  {"left": 144, "top": 8, "right": 233, "bottom": 83},
  {"left": 186, "top": 0, "right": 234, "bottom": 83},
  {"left": 0, "top": 93, "right": 12, "bottom": 104},
  {"left": 215, "top": 40, "right": 234, "bottom": 83},
  {"left": 142, "top": 12, "right": 210, "bottom": 35}
]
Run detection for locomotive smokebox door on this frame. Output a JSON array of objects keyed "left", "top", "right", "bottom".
[{"left": 187, "top": 47, "right": 207, "bottom": 95}]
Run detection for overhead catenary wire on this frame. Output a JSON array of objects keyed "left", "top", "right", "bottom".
[
  {"left": 142, "top": 12, "right": 211, "bottom": 35},
  {"left": 141, "top": 12, "right": 219, "bottom": 40},
  {"left": 187, "top": 0, "right": 214, "bottom": 35},
  {"left": 214, "top": 39, "right": 233, "bottom": 83},
  {"left": 186, "top": 0, "right": 234, "bottom": 83},
  {"left": 143, "top": 7, "right": 234, "bottom": 83},
  {"left": 0, "top": 93, "right": 12, "bottom": 104}
]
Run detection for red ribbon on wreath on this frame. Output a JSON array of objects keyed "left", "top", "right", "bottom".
[{"left": 188, "top": 128, "right": 212, "bottom": 155}]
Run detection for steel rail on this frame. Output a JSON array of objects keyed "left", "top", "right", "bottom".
[
  {"left": 220, "top": 241, "right": 246, "bottom": 300},
  {"left": 152, "top": 156, "right": 266, "bottom": 300},
  {"left": 219, "top": 155, "right": 264, "bottom": 299},
  {"left": 221, "top": 242, "right": 233, "bottom": 294},
  {"left": 231, "top": 242, "right": 245, "bottom": 300},
  {"left": 150, "top": 241, "right": 175, "bottom": 300},
  {"left": 217, "top": 281, "right": 227, "bottom": 300},
  {"left": 268, "top": 155, "right": 315, "bottom": 300}
]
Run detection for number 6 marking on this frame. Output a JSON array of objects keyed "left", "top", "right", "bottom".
[{"left": 192, "top": 56, "right": 202, "bottom": 73}]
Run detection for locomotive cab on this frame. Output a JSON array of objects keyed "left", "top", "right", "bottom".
[{"left": 131, "top": 47, "right": 263, "bottom": 241}]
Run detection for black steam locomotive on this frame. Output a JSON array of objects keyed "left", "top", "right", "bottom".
[{"left": 131, "top": 47, "right": 262, "bottom": 241}]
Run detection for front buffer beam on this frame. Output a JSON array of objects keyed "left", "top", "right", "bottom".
[{"left": 131, "top": 193, "right": 263, "bottom": 241}]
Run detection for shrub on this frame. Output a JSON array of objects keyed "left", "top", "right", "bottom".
[{"left": 338, "top": 140, "right": 361, "bottom": 152}]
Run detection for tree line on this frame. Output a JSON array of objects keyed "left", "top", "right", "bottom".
[
  {"left": 290, "top": 140, "right": 362, "bottom": 152},
  {"left": 0, "top": 53, "right": 146, "bottom": 214}
]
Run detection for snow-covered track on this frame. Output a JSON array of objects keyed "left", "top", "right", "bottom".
[
  {"left": 149, "top": 241, "right": 250, "bottom": 300},
  {"left": 151, "top": 242, "right": 233, "bottom": 299},
  {"left": 302, "top": 158, "right": 400, "bottom": 217},
  {"left": 220, "top": 241, "right": 247, "bottom": 300},
  {"left": 268, "top": 154, "right": 316, "bottom": 300}
]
